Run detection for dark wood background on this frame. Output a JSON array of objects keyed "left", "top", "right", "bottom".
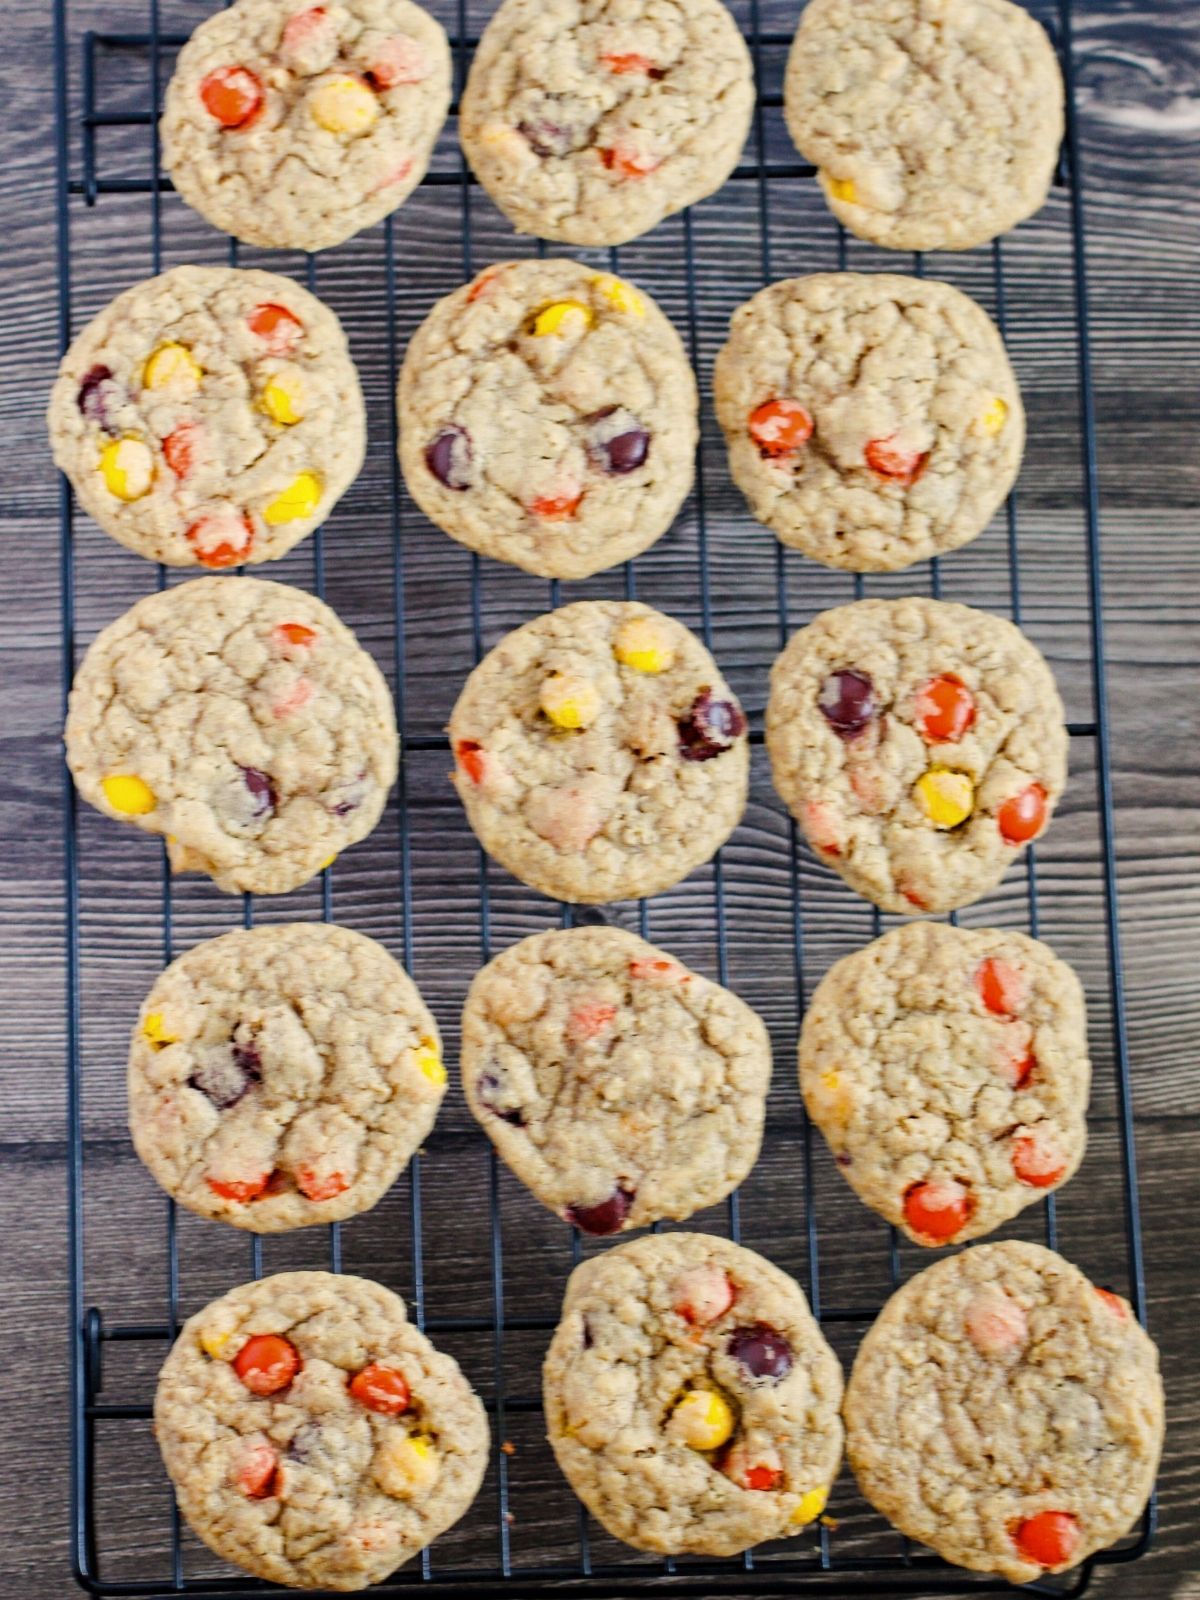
[{"left": 2, "top": 1, "right": 1197, "bottom": 1596}]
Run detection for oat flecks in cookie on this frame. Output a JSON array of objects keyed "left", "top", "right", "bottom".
[
  {"left": 65, "top": 576, "right": 397, "bottom": 896},
  {"left": 765, "top": 598, "right": 1066, "bottom": 913},
  {"left": 130, "top": 925, "right": 443, "bottom": 1231},
  {"left": 461, "top": 927, "right": 770, "bottom": 1230},
  {"left": 459, "top": 0, "right": 754, "bottom": 247},
  {"left": 784, "top": 0, "right": 1064, "bottom": 253},
  {"left": 800, "top": 923, "right": 1089, "bottom": 1244},
  {"left": 448, "top": 601, "right": 749, "bottom": 904},
  {"left": 161, "top": 0, "right": 452, "bottom": 252},
  {"left": 155, "top": 1272, "right": 489, "bottom": 1589},
  {"left": 48, "top": 266, "right": 365, "bottom": 567},
  {"left": 844, "top": 1242, "right": 1163, "bottom": 1583},
  {"left": 713, "top": 274, "right": 1024, "bottom": 572},
  {"left": 398, "top": 259, "right": 697, "bottom": 579},
  {"left": 543, "top": 1232, "right": 844, "bottom": 1555}
]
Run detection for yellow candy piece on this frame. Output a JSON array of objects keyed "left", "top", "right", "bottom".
[
  {"left": 101, "top": 774, "right": 156, "bottom": 815},
  {"left": 319, "top": 853, "right": 337, "bottom": 870},
  {"left": 612, "top": 615, "right": 676, "bottom": 674},
  {"left": 200, "top": 1328, "right": 230, "bottom": 1359},
  {"left": 531, "top": 300, "right": 594, "bottom": 338},
  {"left": 826, "top": 175, "right": 857, "bottom": 204},
  {"left": 413, "top": 1037, "right": 446, "bottom": 1086},
  {"left": 142, "top": 341, "right": 202, "bottom": 392},
  {"left": 979, "top": 396, "right": 1009, "bottom": 436},
  {"left": 374, "top": 1433, "right": 439, "bottom": 1498},
  {"left": 310, "top": 74, "right": 379, "bottom": 134},
  {"left": 260, "top": 372, "right": 306, "bottom": 425},
  {"left": 915, "top": 767, "right": 975, "bottom": 829},
  {"left": 668, "top": 1388, "right": 734, "bottom": 1452},
  {"left": 792, "top": 1485, "right": 829, "bottom": 1526},
  {"left": 539, "top": 672, "right": 601, "bottom": 730},
  {"left": 143, "top": 1012, "right": 179, "bottom": 1047},
  {"left": 98, "top": 437, "right": 153, "bottom": 501},
  {"left": 264, "top": 472, "right": 322, "bottom": 525},
  {"left": 592, "top": 274, "right": 645, "bottom": 317}
]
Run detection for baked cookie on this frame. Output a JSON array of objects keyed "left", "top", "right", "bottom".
[
  {"left": 48, "top": 266, "right": 365, "bottom": 567},
  {"left": 844, "top": 1242, "right": 1163, "bottom": 1583},
  {"left": 398, "top": 259, "right": 697, "bottom": 579},
  {"left": 784, "top": 0, "right": 1064, "bottom": 253},
  {"left": 766, "top": 598, "right": 1066, "bottom": 913},
  {"left": 161, "top": 0, "right": 452, "bottom": 252},
  {"left": 130, "top": 924, "right": 444, "bottom": 1231},
  {"left": 713, "top": 273, "right": 1023, "bottom": 571},
  {"left": 800, "top": 923, "right": 1089, "bottom": 1245},
  {"left": 459, "top": 0, "right": 755, "bottom": 246},
  {"left": 543, "top": 1232, "right": 843, "bottom": 1555},
  {"left": 65, "top": 577, "right": 397, "bottom": 896},
  {"left": 449, "top": 601, "right": 749, "bottom": 903},
  {"left": 155, "top": 1271, "right": 489, "bottom": 1589},
  {"left": 461, "top": 927, "right": 770, "bottom": 1233}
]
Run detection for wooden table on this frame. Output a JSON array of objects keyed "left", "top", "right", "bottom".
[{"left": 2, "top": 1, "right": 1196, "bottom": 1595}]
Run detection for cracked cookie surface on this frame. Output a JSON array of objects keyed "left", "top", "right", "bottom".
[
  {"left": 161, "top": 0, "right": 451, "bottom": 251},
  {"left": 448, "top": 601, "right": 749, "bottom": 904},
  {"left": 155, "top": 1271, "right": 489, "bottom": 1589},
  {"left": 766, "top": 598, "right": 1066, "bottom": 914},
  {"left": 398, "top": 259, "right": 697, "bottom": 579},
  {"left": 543, "top": 1232, "right": 843, "bottom": 1555},
  {"left": 461, "top": 926, "right": 770, "bottom": 1232},
  {"left": 459, "top": 0, "right": 754, "bottom": 246},
  {"left": 784, "top": 0, "right": 1064, "bottom": 252},
  {"left": 713, "top": 273, "right": 1023, "bottom": 571},
  {"left": 844, "top": 1242, "right": 1163, "bottom": 1583},
  {"left": 48, "top": 266, "right": 365, "bottom": 567},
  {"left": 800, "top": 923, "right": 1089, "bottom": 1245},
  {"left": 65, "top": 576, "right": 397, "bottom": 896},
  {"left": 130, "top": 924, "right": 444, "bottom": 1231}
]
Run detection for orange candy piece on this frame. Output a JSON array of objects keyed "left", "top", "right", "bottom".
[
  {"left": 185, "top": 511, "right": 254, "bottom": 569},
  {"left": 163, "top": 422, "right": 201, "bottom": 480},
  {"left": 296, "top": 1167, "right": 349, "bottom": 1202},
  {"left": 248, "top": 302, "right": 303, "bottom": 353},
  {"left": 998, "top": 782, "right": 1048, "bottom": 845},
  {"left": 601, "top": 52, "right": 660, "bottom": 75},
  {"left": 865, "top": 436, "right": 929, "bottom": 485},
  {"left": 529, "top": 489, "right": 583, "bottom": 519},
  {"left": 1012, "top": 1511, "right": 1080, "bottom": 1568},
  {"left": 976, "top": 956, "right": 1026, "bottom": 1017},
  {"left": 365, "top": 33, "right": 429, "bottom": 88},
  {"left": 206, "top": 1173, "right": 271, "bottom": 1203},
  {"left": 348, "top": 1363, "right": 411, "bottom": 1415},
  {"left": 915, "top": 674, "right": 976, "bottom": 743},
  {"left": 200, "top": 66, "right": 263, "bottom": 129},
  {"left": 234, "top": 1439, "right": 280, "bottom": 1498},
  {"left": 566, "top": 1000, "right": 618, "bottom": 1043},
  {"left": 903, "top": 1179, "right": 972, "bottom": 1243},
  {"left": 748, "top": 398, "right": 814, "bottom": 458},
  {"left": 274, "top": 621, "right": 317, "bottom": 649},
  {"left": 600, "top": 145, "right": 659, "bottom": 178},
  {"left": 234, "top": 1333, "right": 301, "bottom": 1395},
  {"left": 1011, "top": 1131, "right": 1067, "bottom": 1188},
  {"left": 1094, "top": 1286, "right": 1129, "bottom": 1319},
  {"left": 454, "top": 739, "right": 486, "bottom": 785}
]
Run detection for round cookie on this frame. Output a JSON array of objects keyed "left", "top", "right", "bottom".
[
  {"left": 65, "top": 577, "right": 397, "bottom": 896},
  {"left": 461, "top": 927, "right": 770, "bottom": 1233},
  {"left": 543, "top": 1232, "right": 844, "bottom": 1555},
  {"left": 48, "top": 266, "right": 365, "bottom": 567},
  {"left": 130, "top": 924, "right": 445, "bottom": 1231},
  {"left": 449, "top": 601, "right": 749, "bottom": 904},
  {"left": 713, "top": 273, "right": 1024, "bottom": 571},
  {"left": 155, "top": 1271, "right": 489, "bottom": 1589},
  {"left": 784, "top": 0, "right": 1064, "bottom": 253},
  {"left": 459, "top": 0, "right": 755, "bottom": 247},
  {"left": 765, "top": 598, "right": 1067, "bottom": 913},
  {"left": 161, "top": 0, "right": 452, "bottom": 252},
  {"left": 800, "top": 923, "right": 1089, "bottom": 1245},
  {"left": 844, "top": 1242, "right": 1163, "bottom": 1583},
  {"left": 398, "top": 259, "right": 698, "bottom": 580}
]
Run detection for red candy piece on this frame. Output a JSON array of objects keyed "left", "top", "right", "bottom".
[
  {"left": 248, "top": 302, "right": 303, "bottom": 353},
  {"left": 865, "top": 435, "right": 928, "bottom": 485},
  {"left": 566, "top": 1187, "right": 634, "bottom": 1235},
  {"left": 163, "top": 422, "right": 201, "bottom": 480},
  {"left": 274, "top": 621, "right": 317, "bottom": 649},
  {"left": 903, "top": 1179, "right": 972, "bottom": 1243},
  {"left": 207, "top": 1173, "right": 271, "bottom": 1203},
  {"left": 454, "top": 739, "right": 486, "bottom": 785},
  {"left": 601, "top": 52, "right": 663, "bottom": 76},
  {"left": 529, "top": 489, "right": 583, "bottom": 519},
  {"left": 1094, "top": 1287, "right": 1129, "bottom": 1319},
  {"left": 234, "top": 1333, "right": 301, "bottom": 1395},
  {"left": 1012, "top": 1511, "right": 1080, "bottom": 1569},
  {"left": 235, "top": 1439, "right": 280, "bottom": 1498},
  {"left": 467, "top": 267, "right": 502, "bottom": 303},
  {"left": 748, "top": 398, "right": 814, "bottom": 458},
  {"left": 296, "top": 1167, "right": 349, "bottom": 1202},
  {"left": 282, "top": 7, "right": 330, "bottom": 54},
  {"left": 998, "top": 783, "right": 1048, "bottom": 844},
  {"left": 566, "top": 1000, "right": 617, "bottom": 1043},
  {"left": 976, "top": 956, "right": 1026, "bottom": 1017},
  {"left": 200, "top": 66, "right": 263, "bottom": 130},
  {"left": 1011, "top": 1131, "right": 1066, "bottom": 1188},
  {"left": 348, "top": 1363, "right": 411, "bottom": 1415},
  {"left": 741, "top": 1461, "right": 782, "bottom": 1491},
  {"left": 600, "top": 145, "right": 659, "bottom": 177},
  {"left": 915, "top": 674, "right": 976, "bottom": 743},
  {"left": 185, "top": 511, "right": 254, "bottom": 570}
]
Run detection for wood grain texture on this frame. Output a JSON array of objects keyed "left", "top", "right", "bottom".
[{"left": 1, "top": 0, "right": 1197, "bottom": 1596}]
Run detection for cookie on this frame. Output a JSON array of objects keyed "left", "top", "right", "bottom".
[
  {"left": 766, "top": 598, "right": 1067, "bottom": 913},
  {"left": 461, "top": 927, "right": 770, "bottom": 1233},
  {"left": 130, "top": 924, "right": 444, "bottom": 1231},
  {"left": 800, "top": 923, "right": 1089, "bottom": 1245},
  {"left": 65, "top": 577, "right": 397, "bottom": 896},
  {"left": 449, "top": 601, "right": 749, "bottom": 904},
  {"left": 844, "top": 1242, "right": 1163, "bottom": 1583},
  {"left": 161, "top": 0, "right": 452, "bottom": 252},
  {"left": 713, "top": 273, "right": 1024, "bottom": 571},
  {"left": 48, "top": 266, "right": 365, "bottom": 567},
  {"left": 543, "top": 1232, "right": 843, "bottom": 1555},
  {"left": 155, "top": 1271, "right": 489, "bottom": 1589},
  {"left": 459, "top": 0, "right": 755, "bottom": 247},
  {"left": 784, "top": 0, "right": 1064, "bottom": 253},
  {"left": 398, "top": 259, "right": 698, "bottom": 579}
]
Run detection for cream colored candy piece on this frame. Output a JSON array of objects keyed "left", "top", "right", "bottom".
[
  {"left": 143, "top": 341, "right": 202, "bottom": 391},
  {"left": 668, "top": 1388, "right": 734, "bottom": 1451},
  {"left": 612, "top": 614, "right": 676, "bottom": 673},
  {"left": 374, "top": 1432, "right": 440, "bottom": 1498},
  {"left": 99, "top": 438, "right": 153, "bottom": 501},
  {"left": 539, "top": 672, "right": 602, "bottom": 730},
  {"left": 309, "top": 74, "right": 380, "bottom": 135}
]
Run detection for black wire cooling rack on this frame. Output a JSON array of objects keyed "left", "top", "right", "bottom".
[{"left": 55, "top": 1, "right": 1154, "bottom": 1595}]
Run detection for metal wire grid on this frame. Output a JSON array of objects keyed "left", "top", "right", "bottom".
[{"left": 53, "top": 0, "right": 1152, "bottom": 1595}]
